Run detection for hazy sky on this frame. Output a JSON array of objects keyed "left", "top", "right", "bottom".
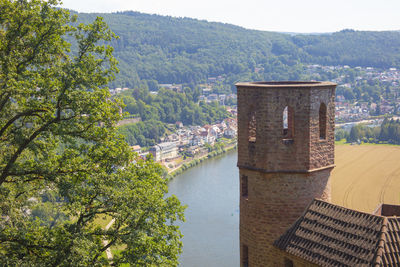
[{"left": 60, "top": 0, "right": 400, "bottom": 33}]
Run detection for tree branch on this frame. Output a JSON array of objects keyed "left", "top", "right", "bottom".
[
  {"left": 0, "top": 238, "right": 56, "bottom": 251},
  {"left": 0, "top": 116, "right": 59, "bottom": 185},
  {"left": 0, "top": 92, "right": 10, "bottom": 115},
  {"left": 0, "top": 109, "right": 48, "bottom": 138}
]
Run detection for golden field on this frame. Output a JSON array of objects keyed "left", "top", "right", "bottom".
[{"left": 332, "top": 144, "right": 400, "bottom": 213}]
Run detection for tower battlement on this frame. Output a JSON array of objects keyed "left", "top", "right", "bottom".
[{"left": 236, "top": 81, "right": 336, "bottom": 173}]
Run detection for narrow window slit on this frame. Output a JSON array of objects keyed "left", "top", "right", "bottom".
[
  {"left": 319, "top": 103, "right": 327, "bottom": 139},
  {"left": 242, "top": 244, "right": 249, "bottom": 267},
  {"left": 241, "top": 175, "right": 248, "bottom": 198}
]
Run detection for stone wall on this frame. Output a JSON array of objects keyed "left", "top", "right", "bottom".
[
  {"left": 239, "top": 168, "right": 331, "bottom": 266},
  {"left": 236, "top": 82, "right": 336, "bottom": 267},
  {"left": 309, "top": 87, "right": 336, "bottom": 170},
  {"left": 274, "top": 248, "right": 320, "bottom": 267},
  {"left": 237, "top": 86, "right": 311, "bottom": 172},
  {"left": 237, "top": 83, "right": 335, "bottom": 172}
]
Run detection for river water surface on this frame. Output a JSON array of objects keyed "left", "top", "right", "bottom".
[{"left": 168, "top": 150, "right": 239, "bottom": 267}]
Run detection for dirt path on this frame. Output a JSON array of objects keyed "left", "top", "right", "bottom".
[{"left": 103, "top": 218, "right": 115, "bottom": 261}]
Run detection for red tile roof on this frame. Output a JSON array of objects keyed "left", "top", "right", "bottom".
[{"left": 274, "top": 199, "right": 400, "bottom": 266}]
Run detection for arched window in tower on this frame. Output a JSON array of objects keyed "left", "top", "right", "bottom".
[
  {"left": 319, "top": 103, "right": 327, "bottom": 139},
  {"left": 248, "top": 109, "right": 257, "bottom": 142},
  {"left": 283, "top": 106, "right": 294, "bottom": 139}
]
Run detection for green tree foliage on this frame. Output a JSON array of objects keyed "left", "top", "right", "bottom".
[
  {"left": 117, "top": 120, "right": 166, "bottom": 147},
  {"left": 344, "top": 119, "right": 400, "bottom": 144},
  {"left": 0, "top": 1, "right": 184, "bottom": 265},
  {"left": 335, "top": 128, "right": 349, "bottom": 141},
  {"left": 72, "top": 12, "right": 400, "bottom": 89},
  {"left": 347, "top": 124, "right": 379, "bottom": 143},
  {"left": 74, "top": 11, "right": 306, "bottom": 88},
  {"left": 293, "top": 30, "right": 400, "bottom": 68},
  {"left": 379, "top": 118, "right": 400, "bottom": 144},
  {"left": 118, "top": 87, "right": 230, "bottom": 146}
]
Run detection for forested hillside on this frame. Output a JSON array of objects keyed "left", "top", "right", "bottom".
[
  {"left": 292, "top": 30, "right": 400, "bottom": 67},
  {"left": 73, "top": 11, "right": 400, "bottom": 89},
  {"left": 117, "top": 86, "right": 229, "bottom": 146}
]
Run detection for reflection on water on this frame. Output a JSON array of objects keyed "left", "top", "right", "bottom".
[{"left": 168, "top": 150, "right": 239, "bottom": 267}]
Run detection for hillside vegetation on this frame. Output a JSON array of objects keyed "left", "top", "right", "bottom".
[
  {"left": 73, "top": 11, "right": 400, "bottom": 88},
  {"left": 117, "top": 87, "right": 229, "bottom": 147}
]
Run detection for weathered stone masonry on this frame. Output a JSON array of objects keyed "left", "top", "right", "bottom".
[{"left": 236, "top": 81, "right": 336, "bottom": 266}]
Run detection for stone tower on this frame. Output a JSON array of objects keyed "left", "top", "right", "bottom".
[{"left": 236, "top": 81, "right": 336, "bottom": 266}]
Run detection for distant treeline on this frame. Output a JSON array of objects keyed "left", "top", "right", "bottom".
[
  {"left": 73, "top": 11, "right": 400, "bottom": 89},
  {"left": 337, "top": 118, "right": 400, "bottom": 145}
]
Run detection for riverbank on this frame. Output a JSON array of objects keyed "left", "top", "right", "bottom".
[{"left": 166, "top": 141, "right": 237, "bottom": 180}]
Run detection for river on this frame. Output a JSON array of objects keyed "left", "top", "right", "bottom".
[{"left": 168, "top": 150, "right": 239, "bottom": 267}]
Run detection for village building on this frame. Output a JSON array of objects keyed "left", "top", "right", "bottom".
[
  {"left": 149, "top": 142, "right": 178, "bottom": 162},
  {"left": 130, "top": 145, "right": 141, "bottom": 154},
  {"left": 236, "top": 81, "right": 400, "bottom": 266},
  {"left": 224, "top": 126, "right": 237, "bottom": 138},
  {"left": 175, "top": 121, "right": 183, "bottom": 128},
  {"left": 158, "top": 84, "right": 183, "bottom": 92},
  {"left": 208, "top": 93, "right": 218, "bottom": 102}
]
